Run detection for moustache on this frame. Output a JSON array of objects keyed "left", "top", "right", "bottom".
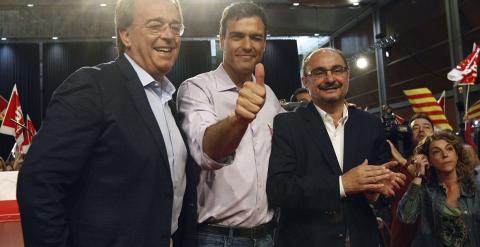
[{"left": 318, "top": 81, "right": 342, "bottom": 90}]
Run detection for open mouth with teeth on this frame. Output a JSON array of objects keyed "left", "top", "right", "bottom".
[
  {"left": 154, "top": 47, "right": 174, "bottom": 52},
  {"left": 318, "top": 83, "right": 342, "bottom": 90}
]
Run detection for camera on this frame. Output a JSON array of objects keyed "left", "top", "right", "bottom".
[{"left": 381, "top": 105, "right": 412, "bottom": 155}]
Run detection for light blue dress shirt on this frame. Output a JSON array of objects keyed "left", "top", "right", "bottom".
[{"left": 124, "top": 54, "right": 187, "bottom": 234}]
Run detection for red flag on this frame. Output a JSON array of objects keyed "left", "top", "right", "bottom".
[
  {"left": 20, "top": 114, "right": 37, "bottom": 153},
  {"left": 464, "top": 120, "right": 478, "bottom": 151},
  {"left": 0, "top": 85, "right": 25, "bottom": 148},
  {"left": 437, "top": 90, "right": 446, "bottom": 114},
  {"left": 0, "top": 95, "right": 7, "bottom": 121},
  {"left": 447, "top": 43, "right": 479, "bottom": 85},
  {"left": 393, "top": 113, "right": 405, "bottom": 125}
]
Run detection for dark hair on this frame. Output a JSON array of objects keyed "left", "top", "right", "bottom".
[
  {"left": 115, "top": 0, "right": 183, "bottom": 53},
  {"left": 409, "top": 113, "right": 434, "bottom": 129},
  {"left": 290, "top": 88, "right": 309, "bottom": 102},
  {"left": 302, "top": 47, "right": 349, "bottom": 77},
  {"left": 219, "top": 2, "right": 267, "bottom": 37},
  {"left": 415, "top": 131, "right": 477, "bottom": 192}
]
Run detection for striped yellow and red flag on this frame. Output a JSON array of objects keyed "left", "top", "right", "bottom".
[
  {"left": 466, "top": 100, "right": 480, "bottom": 121},
  {"left": 403, "top": 88, "right": 452, "bottom": 130}
]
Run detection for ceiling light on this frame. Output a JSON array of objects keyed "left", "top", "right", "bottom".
[
  {"left": 352, "top": 2, "right": 360, "bottom": 6},
  {"left": 1, "top": 38, "right": 6, "bottom": 41},
  {"left": 27, "top": 4, "right": 34, "bottom": 7},
  {"left": 314, "top": 33, "right": 320, "bottom": 36},
  {"left": 112, "top": 36, "right": 116, "bottom": 39},
  {"left": 356, "top": 57, "right": 368, "bottom": 69},
  {"left": 292, "top": 3, "right": 300, "bottom": 7},
  {"left": 52, "top": 36, "right": 58, "bottom": 40},
  {"left": 385, "top": 51, "right": 390, "bottom": 57},
  {"left": 100, "top": 3, "right": 107, "bottom": 7}
]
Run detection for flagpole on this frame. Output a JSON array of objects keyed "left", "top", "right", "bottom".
[{"left": 10, "top": 118, "right": 34, "bottom": 136}]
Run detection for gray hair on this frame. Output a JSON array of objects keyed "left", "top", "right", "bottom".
[
  {"left": 301, "top": 47, "right": 349, "bottom": 76},
  {"left": 115, "top": 0, "right": 183, "bottom": 53}
]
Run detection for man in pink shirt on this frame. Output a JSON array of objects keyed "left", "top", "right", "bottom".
[{"left": 177, "top": 2, "right": 283, "bottom": 247}]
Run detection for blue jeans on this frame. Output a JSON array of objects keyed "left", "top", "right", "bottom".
[{"left": 195, "top": 231, "right": 274, "bottom": 247}]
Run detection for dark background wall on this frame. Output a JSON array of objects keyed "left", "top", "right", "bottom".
[{"left": 0, "top": 39, "right": 300, "bottom": 159}]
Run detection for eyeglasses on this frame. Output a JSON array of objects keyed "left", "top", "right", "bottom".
[
  {"left": 305, "top": 66, "right": 348, "bottom": 80},
  {"left": 144, "top": 21, "right": 185, "bottom": 36}
]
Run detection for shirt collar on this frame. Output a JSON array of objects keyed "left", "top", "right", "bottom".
[
  {"left": 214, "top": 64, "right": 255, "bottom": 92},
  {"left": 314, "top": 103, "right": 349, "bottom": 126},
  {"left": 124, "top": 53, "right": 176, "bottom": 97}
]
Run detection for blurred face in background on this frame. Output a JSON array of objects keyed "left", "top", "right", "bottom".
[
  {"left": 411, "top": 118, "right": 434, "bottom": 145},
  {"left": 428, "top": 139, "right": 458, "bottom": 175}
]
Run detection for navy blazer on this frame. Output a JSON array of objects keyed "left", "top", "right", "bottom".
[
  {"left": 17, "top": 55, "right": 197, "bottom": 247},
  {"left": 267, "top": 102, "right": 391, "bottom": 247}
]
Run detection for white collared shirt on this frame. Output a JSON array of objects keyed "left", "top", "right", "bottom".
[
  {"left": 314, "top": 104, "right": 349, "bottom": 197},
  {"left": 124, "top": 54, "right": 187, "bottom": 234}
]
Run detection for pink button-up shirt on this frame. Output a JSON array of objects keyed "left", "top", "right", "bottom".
[{"left": 177, "top": 65, "right": 284, "bottom": 227}]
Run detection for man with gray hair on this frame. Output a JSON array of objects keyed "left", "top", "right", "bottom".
[
  {"left": 17, "top": 0, "right": 195, "bottom": 246},
  {"left": 267, "top": 47, "right": 405, "bottom": 246},
  {"left": 177, "top": 2, "right": 282, "bottom": 247}
]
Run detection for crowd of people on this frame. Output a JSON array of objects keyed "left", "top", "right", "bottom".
[{"left": 10, "top": 0, "right": 480, "bottom": 247}]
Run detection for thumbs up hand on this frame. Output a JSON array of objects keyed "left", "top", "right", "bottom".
[{"left": 235, "top": 63, "right": 266, "bottom": 124}]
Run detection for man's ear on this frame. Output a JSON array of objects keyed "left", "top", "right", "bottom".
[
  {"left": 119, "top": 28, "right": 131, "bottom": 49},
  {"left": 219, "top": 35, "right": 225, "bottom": 50}
]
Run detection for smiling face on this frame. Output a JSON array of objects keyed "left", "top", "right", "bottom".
[
  {"left": 119, "top": 0, "right": 181, "bottom": 81},
  {"left": 428, "top": 139, "right": 458, "bottom": 175},
  {"left": 220, "top": 16, "right": 266, "bottom": 85},
  {"left": 302, "top": 50, "right": 350, "bottom": 106}
]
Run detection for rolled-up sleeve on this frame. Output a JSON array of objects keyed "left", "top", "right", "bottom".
[
  {"left": 397, "top": 183, "right": 424, "bottom": 224},
  {"left": 177, "top": 79, "right": 232, "bottom": 170}
]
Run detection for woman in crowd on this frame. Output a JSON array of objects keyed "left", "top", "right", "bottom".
[{"left": 397, "top": 131, "right": 480, "bottom": 246}]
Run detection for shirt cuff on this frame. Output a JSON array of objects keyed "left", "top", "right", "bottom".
[
  {"left": 339, "top": 176, "right": 346, "bottom": 198},
  {"left": 201, "top": 151, "right": 235, "bottom": 168}
]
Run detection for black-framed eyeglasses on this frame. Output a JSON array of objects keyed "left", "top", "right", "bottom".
[
  {"left": 305, "top": 65, "right": 349, "bottom": 79},
  {"left": 144, "top": 21, "right": 185, "bottom": 36}
]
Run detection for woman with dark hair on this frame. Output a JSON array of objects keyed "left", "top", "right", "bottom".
[{"left": 397, "top": 131, "right": 480, "bottom": 246}]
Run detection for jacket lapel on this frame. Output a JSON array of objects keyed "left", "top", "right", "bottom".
[
  {"left": 116, "top": 55, "right": 170, "bottom": 171},
  {"left": 302, "top": 103, "right": 342, "bottom": 175},
  {"left": 343, "top": 108, "right": 360, "bottom": 172}
]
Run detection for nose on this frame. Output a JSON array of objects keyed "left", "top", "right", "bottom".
[
  {"left": 242, "top": 37, "right": 253, "bottom": 51},
  {"left": 325, "top": 70, "right": 335, "bottom": 82},
  {"left": 159, "top": 25, "right": 175, "bottom": 40}
]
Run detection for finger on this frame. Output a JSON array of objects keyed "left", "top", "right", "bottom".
[
  {"left": 364, "top": 165, "right": 389, "bottom": 174},
  {"left": 235, "top": 105, "right": 256, "bottom": 121},
  {"left": 382, "top": 160, "right": 399, "bottom": 169},
  {"left": 239, "top": 87, "right": 265, "bottom": 106},
  {"left": 255, "top": 63, "right": 265, "bottom": 87},
  {"left": 237, "top": 97, "right": 261, "bottom": 114}
]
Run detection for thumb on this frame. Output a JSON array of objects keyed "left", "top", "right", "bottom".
[
  {"left": 361, "top": 159, "right": 368, "bottom": 166},
  {"left": 255, "top": 63, "right": 265, "bottom": 87}
]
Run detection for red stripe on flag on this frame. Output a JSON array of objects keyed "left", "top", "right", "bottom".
[
  {"left": 411, "top": 102, "right": 441, "bottom": 108},
  {"left": 406, "top": 93, "right": 433, "bottom": 99},
  {"left": 0, "top": 200, "right": 20, "bottom": 222},
  {"left": 431, "top": 119, "right": 450, "bottom": 124},
  {"left": 413, "top": 111, "right": 446, "bottom": 115}
]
